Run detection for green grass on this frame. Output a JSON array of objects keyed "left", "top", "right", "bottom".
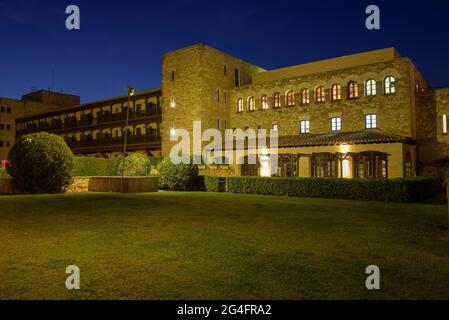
[{"left": 0, "top": 192, "right": 448, "bottom": 300}]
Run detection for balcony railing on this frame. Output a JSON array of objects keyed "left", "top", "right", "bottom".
[
  {"left": 17, "top": 108, "right": 162, "bottom": 136},
  {"left": 66, "top": 134, "right": 161, "bottom": 149}
]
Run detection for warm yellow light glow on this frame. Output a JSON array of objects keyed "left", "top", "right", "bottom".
[
  {"left": 259, "top": 156, "right": 271, "bottom": 177},
  {"left": 342, "top": 159, "right": 350, "bottom": 178},
  {"left": 341, "top": 144, "right": 349, "bottom": 154},
  {"left": 170, "top": 99, "right": 176, "bottom": 108},
  {"left": 170, "top": 127, "right": 176, "bottom": 137},
  {"left": 260, "top": 148, "right": 269, "bottom": 156}
]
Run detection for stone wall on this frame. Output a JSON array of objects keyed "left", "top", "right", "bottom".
[
  {"left": 161, "top": 44, "right": 265, "bottom": 156},
  {"left": 199, "top": 165, "right": 236, "bottom": 177},
  {"left": 88, "top": 176, "right": 159, "bottom": 193},
  {"left": 66, "top": 177, "right": 90, "bottom": 193},
  {"left": 229, "top": 58, "right": 412, "bottom": 138}
]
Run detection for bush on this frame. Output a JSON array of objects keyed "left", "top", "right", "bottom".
[
  {"left": 7, "top": 133, "right": 74, "bottom": 193},
  {"left": 227, "top": 176, "right": 443, "bottom": 203},
  {"left": 157, "top": 156, "right": 199, "bottom": 191},
  {"left": 204, "top": 176, "right": 227, "bottom": 192},
  {"left": 0, "top": 168, "right": 8, "bottom": 178},
  {"left": 73, "top": 156, "right": 122, "bottom": 176},
  {"left": 118, "top": 153, "right": 151, "bottom": 177}
]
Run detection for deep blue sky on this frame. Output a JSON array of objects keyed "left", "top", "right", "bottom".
[{"left": 1, "top": 0, "right": 449, "bottom": 103}]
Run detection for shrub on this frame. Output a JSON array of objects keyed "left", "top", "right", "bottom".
[
  {"left": 7, "top": 133, "right": 74, "bottom": 193},
  {"left": 73, "top": 156, "right": 122, "bottom": 176},
  {"left": 204, "top": 176, "right": 227, "bottom": 192},
  {"left": 0, "top": 168, "right": 8, "bottom": 178},
  {"left": 157, "top": 156, "right": 199, "bottom": 191},
  {"left": 227, "top": 176, "right": 443, "bottom": 203},
  {"left": 117, "top": 153, "right": 151, "bottom": 177}
]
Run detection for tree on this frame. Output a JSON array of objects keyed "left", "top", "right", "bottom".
[
  {"left": 117, "top": 153, "right": 151, "bottom": 177},
  {"left": 7, "top": 133, "right": 74, "bottom": 193}
]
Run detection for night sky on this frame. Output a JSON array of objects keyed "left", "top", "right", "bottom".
[{"left": 1, "top": 0, "right": 449, "bottom": 103}]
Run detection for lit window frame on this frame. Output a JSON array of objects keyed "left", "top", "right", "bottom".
[
  {"left": 237, "top": 98, "right": 243, "bottom": 112},
  {"left": 261, "top": 95, "right": 268, "bottom": 109},
  {"left": 301, "top": 89, "right": 310, "bottom": 104},
  {"left": 331, "top": 84, "right": 342, "bottom": 101},
  {"left": 300, "top": 120, "right": 310, "bottom": 134},
  {"left": 384, "top": 76, "right": 396, "bottom": 95},
  {"left": 315, "top": 86, "right": 325, "bottom": 103},
  {"left": 274, "top": 93, "right": 280, "bottom": 108},
  {"left": 286, "top": 91, "right": 295, "bottom": 106},
  {"left": 248, "top": 96, "right": 255, "bottom": 111},
  {"left": 365, "top": 79, "right": 377, "bottom": 96},
  {"left": 365, "top": 114, "right": 377, "bottom": 129},
  {"left": 348, "top": 81, "right": 359, "bottom": 99},
  {"left": 330, "top": 117, "right": 341, "bottom": 132}
]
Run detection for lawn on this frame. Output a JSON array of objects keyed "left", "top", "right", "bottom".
[{"left": 0, "top": 192, "right": 448, "bottom": 300}]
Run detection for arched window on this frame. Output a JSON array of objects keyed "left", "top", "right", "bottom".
[
  {"left": 261, "top": 95, "right": 268, "bottom": 109},
  {"left": 274, "top": 93, "right": 280, "bottom": 108},
  {"left": 365, "top": 79, "right": 377, "bottom": 96},
  {"left": 301, "top": 89, "right": 310, "bottom": 104},
  {"left": 331, "top": 84, "right": 341, "bottom": 101},
  {"left": 286, "top": 91, "right": 295, "bottom": 106},
  {"left": 248, "top": 96, "right": 255, "bottom": 111},
  {"left": 315, "top": 86, "right": 325, "bottom": 102},
  {"left": 348, "top": 81, "right": 359, "bottom": 99},
  {"left": 237, "top": 98, "right": 243, "bottom": 112},
  {"left": 384, "top": 76, "right": 396, "bottom": 94}
]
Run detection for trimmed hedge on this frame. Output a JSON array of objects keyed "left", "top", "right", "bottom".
[
  {"left": 204, "top": 176, "right": 227, "bottom": 192},
  {"left": 227, "top": 176, "right": 443, "bottom": 203},
  {"left": 73, "top": 156, "right": 122, "bottom": 177}
]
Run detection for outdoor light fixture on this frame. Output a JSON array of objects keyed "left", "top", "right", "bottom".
[
  {"left": 170, "top": 127, "right": 176, "bottom": 137},
  {"left": 170, "top": 98, "right": 176, "bottom": 108},
  {"left": 121, "top": 84, "right": 135, "bottom": 193}
]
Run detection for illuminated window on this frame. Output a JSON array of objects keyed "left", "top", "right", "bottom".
[
  {"left": 331, "top": 117, "right": 341, "bottom": 131},
  {"left": 315, "top": 86, "right": 325, "bottom": 102},
  {"left": 274, "top": 93, "right": 280, "bottom": 108},
  {"left": 301, "top": 89, "right": 310, "bottom": 104},
  {"left": 331, "top": 84, "right": 341, "bottom": 101},
  {"left": 348, "top": 81, "right": 359, "bottom": 99},
  {"left": 272, "top": 124, "right": 278, "bottom": 131},
  {"left": 405, "top": 152, "right": 412, "bottom": 177},
  {"left": 237, "top": 98, "right": 243, "bottom": 112},
  {"left": 365, "top": 114, "right": 377, "bottom": 129},
  {"left": 384, "top": 76, "right": 396, "bottom": 95},
  {"left": 443, "top": 114, "right": 448, "bottom": 134},
  {"left": 248, "top": 96, "right": 255, "bottom": 111},
  {"left": 365, "top": 79, "right": 377, "bottom": 96},
  {"left": 261, "top": 95, "right": 268, "bottom": 109},
  {"left": 300, "top": 120, "right": 310, "bottom": 133},
  {"left": 286, "top": 91, "right": 295, "bottom": 106}
]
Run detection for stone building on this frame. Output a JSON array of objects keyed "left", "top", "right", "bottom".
[{"left": 4, "top": 43, "right": 449, "bottom": 178}]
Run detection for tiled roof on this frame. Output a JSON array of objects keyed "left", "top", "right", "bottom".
[{"left": 276, "top": 130, "right": 414, "bottom": 147}]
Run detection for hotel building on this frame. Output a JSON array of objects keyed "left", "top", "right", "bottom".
[{"left": 1, "top": 44, "right": 448, "bottom": 178}]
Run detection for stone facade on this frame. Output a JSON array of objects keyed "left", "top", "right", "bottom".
[{"left": 3, "top": 44, "right": 449, "bottom": 179}]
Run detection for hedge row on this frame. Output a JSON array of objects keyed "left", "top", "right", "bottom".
[
  {"left": 227, "top": 176, "right": 443, "bottom": 203},
  {"left": 72, "top": 156, "right": 123, "bottom": 176},
  {"left": 204, "top": 176, "right": 227, "bottom": 192}
]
